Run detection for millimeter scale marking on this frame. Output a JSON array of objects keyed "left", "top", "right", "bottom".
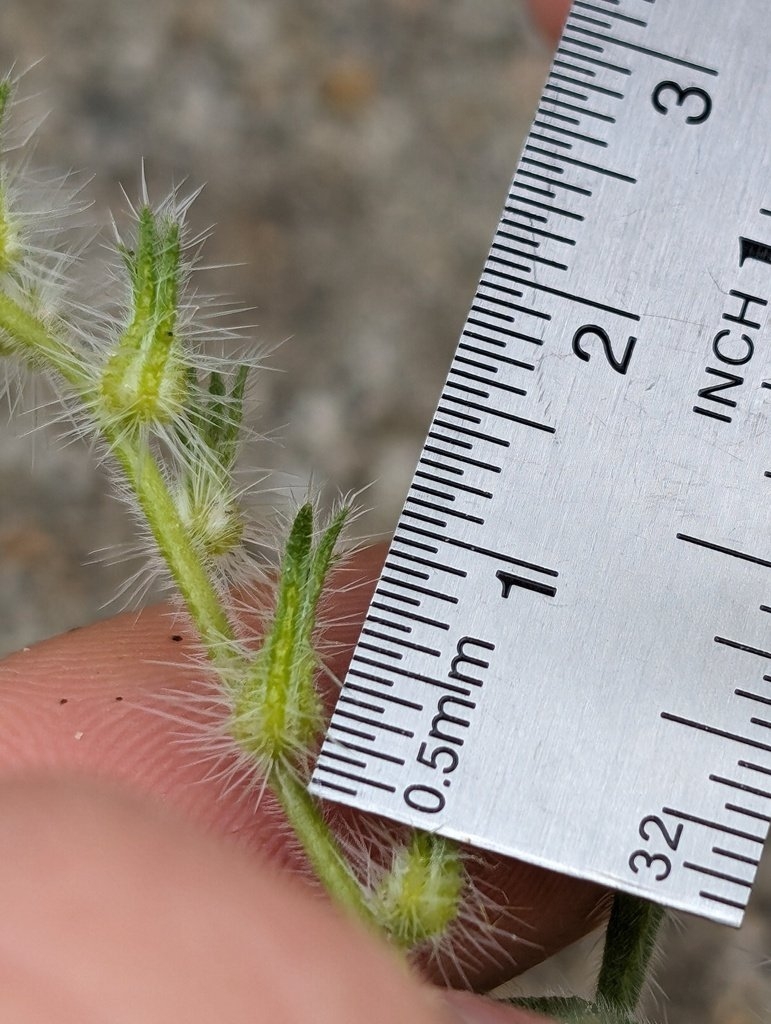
[{"left": 309, "top": 0, "right": 771, "bottom": 927}]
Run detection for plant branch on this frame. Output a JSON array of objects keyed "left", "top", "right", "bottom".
[
  {"left": 596, "top": 893, "right": 664, "bottom": 1014},
  {"left": 273, "top": 766, "right": 378, "bottom": 928},
  {"left": 0, "top": 290, "right": 383, "bottom": 934}
]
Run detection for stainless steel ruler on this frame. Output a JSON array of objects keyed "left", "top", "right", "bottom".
[{"left": 309, "top": 0, "right": 771, "bottom": 927}]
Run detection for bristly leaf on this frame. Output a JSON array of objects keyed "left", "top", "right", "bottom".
[
  {"left": 230, "top": 502, "right": 351, "bottom": 769},
  {"left": 199, "top": 364, "right": 249, "bottom": 468},
  {"left": 0, "top": 78, "right": 12, "bottom": 140},
  {"left": 216, "top": 364, "right": 249, "bottom": 467},
  {"left": 303, "top": 504, "right": 350, "bottom": 634},
  {"left": 98, "top": 205, "right": 188, "bottom": 427}
]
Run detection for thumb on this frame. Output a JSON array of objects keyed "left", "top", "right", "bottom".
[
  {"left": 526, "top": 0, "right": 571, "bottom": 44},
  {"left": 0, "top": 776, "right": 548, "bottom": 1024}
]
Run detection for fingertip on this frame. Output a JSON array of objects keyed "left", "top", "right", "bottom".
[
  {"left": 445, "top": 989, "right": 554, "bottom": 1023},
  {"left": 525, "top": 0, "right": 571, "bottom": 44},
  {"left": 0, "top": 776, "right": 453, "bottom": 1024}
]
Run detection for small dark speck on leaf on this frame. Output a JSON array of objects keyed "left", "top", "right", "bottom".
[
  {"left": 171, "top": 634, "right": 183, "bottom": 643},
  {"left": 59, "top": 698, "right": 68, "bottom": 705},
  {"left": 115, "top": 696, "right": 123, "bottom": 702}
]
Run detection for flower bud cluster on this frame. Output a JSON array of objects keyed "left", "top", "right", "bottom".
[{"left": 98, "top": 206, "right": 189, "bottom": 428}]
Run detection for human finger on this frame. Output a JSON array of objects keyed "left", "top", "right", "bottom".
[
  {"left": 526, "top": 0, "right": 571, "bottom": 44},
  {"left": 0, "top": 546, "right": 606, "bottom": 990},
  {"left": 0, "top": 775, "right": 550, "bottom": 1023}
]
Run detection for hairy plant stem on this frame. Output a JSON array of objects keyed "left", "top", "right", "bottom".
[
  {"left": 0, "top": 292, "right": 377, "bottom": 931},
  {"left": 273, "top": 766, "right": 378, "bottom": 928},
  {"left": 596, "top": 893, "right": 664, "bottom": 1014},
  {"left": 0, "top": 292, "right": 234, "bottom": 656},
  {"left": 108, "top": 440, "right": 235, "bottom": 655}
]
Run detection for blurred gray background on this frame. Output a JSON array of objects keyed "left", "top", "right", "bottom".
[{"left": 0, "top": 1, "right": 768, "bottom": 1019}]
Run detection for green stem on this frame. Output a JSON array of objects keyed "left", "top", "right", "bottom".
[
  {"left": 0, "top": 291, "right": 375, "bottom": 932},
  {"left": 0, "top": 292, "right": 235, "bottom": 659},
  {"left": 107, "top": 438, "right": 235, "bottom": 656},
  {"left": 595, "top": 893, "right": 664, "bottom": 1014},
  {"left": 0, "top": 292, "right": 88, "bottom": 389},
  {"left": 272, "top": 765, "right": 378, "bottom": 928}
]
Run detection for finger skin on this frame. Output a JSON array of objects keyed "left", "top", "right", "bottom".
[
  {"left": 0, "top": 775, "right": 544, "bottom": 1023},
  {"left": 0, "top": 547, "right": 606, "bottom": 990},
  {"left": 526, "top": 0, "right": 571, "bottom": 43}
]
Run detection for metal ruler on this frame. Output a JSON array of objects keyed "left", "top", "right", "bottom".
[{"left": 309, "top": 0, "right": 771, "bottom": 927}]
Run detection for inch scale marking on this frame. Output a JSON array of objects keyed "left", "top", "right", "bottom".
[{"left": 310, "top": 0, "right": 771, "bottom": 926}]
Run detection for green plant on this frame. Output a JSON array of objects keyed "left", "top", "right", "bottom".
[{"left": 0, "top": 71, "right": 664, "bottom": 1022}]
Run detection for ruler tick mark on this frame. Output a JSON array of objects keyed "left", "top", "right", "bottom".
[
  {"left": 683, "top": 862, "right": 752, "bottom": 888},
  {"left": 315, "top": 764, "right": 398, "bottom": 793},
  {"left": 525, "top": 145, "right": 636, "bottom": 183},
  {"left": 573, "top": 2, "right": 647, "bottom": 28},
  {"left": 715, "top": 636, "right": 771, "bottom": 660},
  {"left": 509, "top": 194, "right": 586, "bottom": 221},
  {"left": 340, "top": 694, "right": 387, "bottom": 714},
  {"left": 540, "top": 96, "right": 616, "bottom": 124},
  {"left": 725, "top": 802, "right": 771, "bottom": 825},
  {"left": 460, "top": 337, "right": 542, "bottom": 361},
  {"left": 375, "top": 585, "right": 421, "bottom": 607},
  {"left": 663, "top": 807, "right": 765, "bottom": 845},
  {"left": 544, "top": 82, "right": 590, "bottom": 101},
  {"left": 357, "top": 642, "right": 402, "bottom": 662},
  {"left": 699, "top": 892, "right": 747, "bottom": 912},
  {"left": 366, "top": 614, "right": 411, "bottom": 635},
  {"left": 489, "top": 248, "right": 569, "bottom": 273},
  {"left": 570, "top": 10, "right": 614, "bottom": 30},
  {"left": 414, "top": 471, "right": 493, "bottom": 499},
  {"left": 562, "top": 32, "right": 607, "bottom": 52},
  {"left": 735, "top": 689, "right": 771, "bottom": 708},
  {"left": 406, "top": 497, "right": 485, "bottom": 526},
  {"left": 677, "top": 533, "right": 771, "bottom": 569},
  {"left": 389, "top": 546, "right": 468, "bottom": 578},
  {"left": 449, "top": 370, "right": 529, "bottom": 395},
  {"left": 345, "top": 682, "right": 424, "bottom": 711},
  {"left": 352, "top": 656, "right": 472, "bottom": 696},
  {"left": 423, "top": 444, "right": 503, "bottom": 473},
  {"left": 500, "top": 274, "right": 639, "bottom": 321},
  {"left": 738, "top": 760, "right": 771, "bottom": 778},
  {"left": 712, "top": 847, "right": 759, "bottom": 868},
  {"left": 325, "top": 738, "right": 405, "bottom": 767},
  {"left": 568, "top": 24, "right": 720, "bottom": 76},
  {"left": 442, "top": 394, "right": 556, "bottom": 434},
  {"left": 515, "top": 169, "right": 593, "bottom": 197},
  {"left": 381, "top": 573, "right": 459, "bottom": 604},
  {"left": 557, "top": 47, "right": 631, "bottom": 75},
  {"left": 328, "top": 722, "right": 377, "bottom": 743},
  {"left": 533, "top": 121, "right": 609, "bottom": 149},
  {"left": 313, "top": 778, "right": 357, "bottom": 797},
  {"left": 334, "top": 708, "right": 414, "bottom": 739},
  {"left": 369, "top": 600, "right": 451, "bottom": 630},
  {"left": 661, "top": 713, "right": 771, "bottom": 756},
  {"left": 321, "top": 750, "right": 367, "bottom": 770},
  {"left": 383, "top": 561, "right": 429, "bottom": 580},
  {"left": 710, "top": 774, "right": 771, "bottom": 800},
  {"left": 548, "top": 72, "right": 624, "bottom": 99}
]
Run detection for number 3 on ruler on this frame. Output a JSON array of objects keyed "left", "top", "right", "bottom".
[{"left": 572, "top": 324, "right": 638, "bottom": 376}]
